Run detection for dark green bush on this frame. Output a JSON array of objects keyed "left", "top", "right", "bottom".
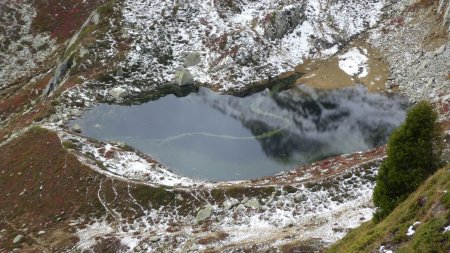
[{"left": 373, "top": 101, "right": 444, "bottom": 222}]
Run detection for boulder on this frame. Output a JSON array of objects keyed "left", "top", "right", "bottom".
[
  {"left": 79, "top": 47, "right": 89, "bottom": 58},
  {"left": 223, "top": 198, "right": 239, "bottom": 211},
  {"left": 294, "top": 193, "right": 307, "bottom": 203},
  {"left": 183, "top": 52, "right": 201, "bottom": 67},
  {"left": 72, "top": 123, "right": 82, "bottom": 133},
  {"left": 244, "top": 198, "right": 260, "bottom": 209},
  {"left": 109, "top": 87, "right": 127, "bottom": 101},
  {"left": 149, "top": 235, "right": 161, "bottom": 243},
  {"left": 234, "top": 204, "right": 246, "bottom": 212},
  {"left": 92, "top": 11, "right": 100, "bottom": 25},
  {"left": 195, "top": 205, "right": 213, "bottom": 222},
  {"left": 176, "top": 194, "right": 184, "bottom": 201},
  {"left": 174, "top": 68, "right": 194, "bottom": 86},
  {"left": 13, "top": 235, "right": 23, "bottom": 244}
]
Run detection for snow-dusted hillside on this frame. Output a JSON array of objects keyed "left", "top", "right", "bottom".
[
  {"left": 118, "top": 0, "right": 385, "bottom": 90},
  {"left": 0, "top": 1, "right": 55, "bottom": 89}
]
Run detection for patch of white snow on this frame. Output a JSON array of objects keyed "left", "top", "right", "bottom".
[{"left": 338, "top": 47, "right": 369, "bottom": 77}]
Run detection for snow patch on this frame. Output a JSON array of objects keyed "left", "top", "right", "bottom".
[
  {"left": 379, "top": 245, "right": 394, "bottom": 253},
  {"left": 406, "top": 221, "right": 421, "bottom": 236},
  {"left": 338, "top": 47, "right": 369, "bottom": 77},
  {"left": 443, "top": 225, "right": 450, "bottom": 233}
]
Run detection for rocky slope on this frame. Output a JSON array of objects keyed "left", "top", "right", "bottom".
[{"left": 0, "top": 0, "right": 449, "bottom": 252}]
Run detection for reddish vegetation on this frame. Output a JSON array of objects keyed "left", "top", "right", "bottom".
[
  {"left": 31, "top": 0, "right": 106, "bottom": 41},
  {"left": 0, "top": 127, "right": 105, "bottom": 251},
  {"left": 0, "top": 73, "right": 57, "bottom": 141},
  {"left": 0, "top": 127, "right": 178, "bottom": 251},
  {"left": 0, "top": 74, "right": 51, "bottom": 118}
]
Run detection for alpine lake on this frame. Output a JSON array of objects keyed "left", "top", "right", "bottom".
[{"left": 69, "top": 84, "right": 409, "bottom": 181}]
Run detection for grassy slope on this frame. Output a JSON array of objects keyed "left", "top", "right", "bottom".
[{"left": 327, "top": 164, "right": 450, "bottom": 253}]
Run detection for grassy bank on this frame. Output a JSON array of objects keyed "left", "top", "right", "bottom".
[{"left": 327, "top": 164, "right": 450, "bottom": 252}]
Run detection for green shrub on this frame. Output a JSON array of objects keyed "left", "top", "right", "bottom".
[{"left": 373, "top": 101, "right": 444, "bottom": 222}]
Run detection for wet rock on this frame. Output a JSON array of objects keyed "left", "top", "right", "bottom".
[
  {"left": 223, "top": 198, "right": 239, "bottom": 211},
  {"left": 149, "top": 235, "right": 161, "bottom": 243},
  {"left": 244, "top": 198, "right": 260, "bottom": 209},
  {"left": 13, "top": 235, "right": 23, "bottom": 244},
  {"left": 109, "top": 87, "right": 127, "bottom": 101},
  {"left": 72, "top": 123, "right": 82, "bottom": 133},
  {"left": 195, "top": 205, "right": 213, "bottom": 222},
  {"left": 183, "top": 52, "right": 201, "bottom": 67},
  {"left": 174, "top": 68, "right": 194, "bottom": 86}
]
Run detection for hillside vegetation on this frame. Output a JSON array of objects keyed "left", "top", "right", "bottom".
[{"left": 327, "top": 164, "right": 450, "bottom": 253}]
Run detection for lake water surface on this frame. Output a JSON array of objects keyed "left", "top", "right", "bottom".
[{"left": 70, "top": 85, "right": 409, "bottom": 181}]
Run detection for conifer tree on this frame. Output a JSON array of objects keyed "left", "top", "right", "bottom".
[{"left": 373, "top": 101, "right": 444, "bottom": 222}]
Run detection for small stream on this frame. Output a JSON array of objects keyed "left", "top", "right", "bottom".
[{"left": 70, "top": 85, "right": 409, "bottom": 181}]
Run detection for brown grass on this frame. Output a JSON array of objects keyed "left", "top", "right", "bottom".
[{"left": 31, "top": 0, "right": 106, "bottom": 42}]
